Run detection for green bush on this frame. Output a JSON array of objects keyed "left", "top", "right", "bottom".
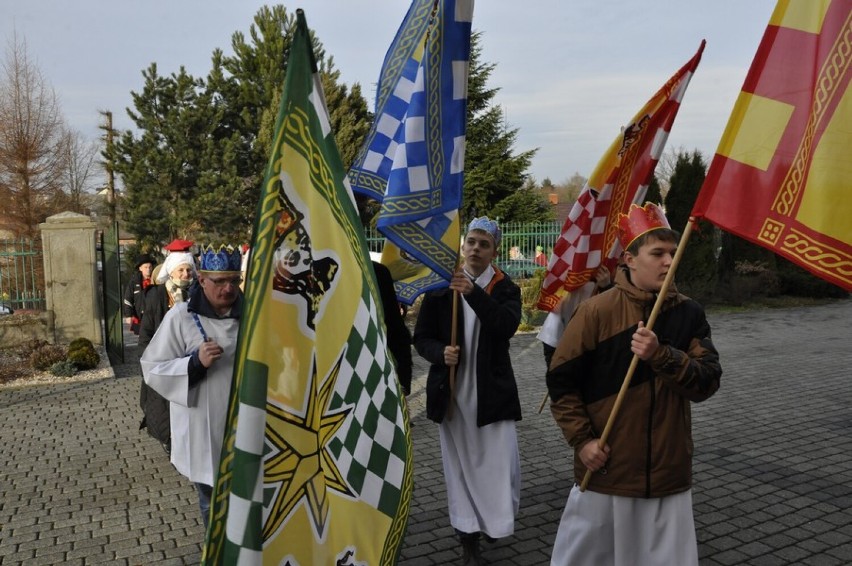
[
  {"left": 519, "top": 271, "right": 548, "bottom": 328},
  {"left": 29, "top": 345, "right": 68, "bottom": 371},
  {"left": 67, "top": 346, "right": 100, "bottom": 370},
  {"left": 49, "top": 360, "right": 78, "bottom": 377},
  {"left": 777, "top": 260, "right": 849, "bottom": 298},
  {"left": 68, "top": 337, "right": 95, "bottom": 353}
]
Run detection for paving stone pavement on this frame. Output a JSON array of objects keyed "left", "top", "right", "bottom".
[{"left": 1, "top": 299, "right": 851, "bottom": 565}]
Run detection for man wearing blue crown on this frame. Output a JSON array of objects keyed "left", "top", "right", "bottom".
[{"left": 141, "top": 244, "right": 243, "bottom": 530}]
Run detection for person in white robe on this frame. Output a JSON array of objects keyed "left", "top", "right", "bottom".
[
  {"left": 141, "top": 244, "right": 243, "bottom": 530},
  {"left": 414, "top": 217, "right": 523, "bottom": 566},
  {"left": 538, "top": 264, "right": 613, "bottom": 368}
]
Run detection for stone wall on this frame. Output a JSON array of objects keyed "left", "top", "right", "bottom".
[{"left": 0, "top": 310, "right": 54, "bottom": 348}]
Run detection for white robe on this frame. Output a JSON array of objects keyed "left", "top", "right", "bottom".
[
  {"left": 440, "top": 265, "right": 521, "bottom": 538},
  {"left": 140, "top": 302, "right": 238, "bottom": 486},
  {"left": 550, "top": 485, "right": 698, "bottom": 566},
  {"left": 537, "top": 281, "right": 596, "bottom": 349}
]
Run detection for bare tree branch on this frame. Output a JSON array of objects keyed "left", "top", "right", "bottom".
[{"left": 0, "top": 32, "right": 70, "bottom": 237}]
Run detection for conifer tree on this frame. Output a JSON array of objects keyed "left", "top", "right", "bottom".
[
  {"left": 115, "top": 5, "right": 370, "bottom": 247},
  {"left": 663, "top": 150, "right": 717, "bottom": 301},
  {"left": 492, "top": 181, "right": 554, "bottom": 223},
  {"left": 462, "top": 32, "right": 538, "bottom": 222},
  {"left": 114, "top": 65, "right": 215, "bottom": 248}
]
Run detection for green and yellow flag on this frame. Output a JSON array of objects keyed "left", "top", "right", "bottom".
[{"left": 202, "top": 9, "right": 413, "bottom": 565}]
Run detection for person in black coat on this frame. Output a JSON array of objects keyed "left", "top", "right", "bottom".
[
  {"left": 371, "top": 261, "right": 413, "bottom": 395},
  {"left": 138, "top": 252, "right": 196, "bottom": 455},
  {"left": 123, "top": 254, "right": 155, "bottom": 335},
  {"left": 413, "top": 217, "right": 522, "bottom": 565}
]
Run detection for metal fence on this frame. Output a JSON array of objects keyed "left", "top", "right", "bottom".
[
  {"left": 0, "top": 239, "right": 45, "bottom": 311},
  {"left": 364, "top": 220, "right": 563, "bottom": 280}
]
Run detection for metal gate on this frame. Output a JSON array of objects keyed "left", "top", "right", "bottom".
[
  {"left": 0, "top": 239, "right": 45, "bottom": 311},
  {"left": 101, "top": 222, "right": 124, "bottom": 364}
]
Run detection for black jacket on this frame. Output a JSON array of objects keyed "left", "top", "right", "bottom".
[
  {"left": 139, "top": 285, "right": 171, "bottom": 350},
  {"left": 123, "top": 271, "right": 149, "bottom": 333},
  {"left": 138, "top": 282, "right": 190, "bottom": 446},
  {"left": 414, "top": 268, "right": 522, "bottom": 426},
  {"left": 372, "top": 262, "right": 413, "bottom": 394}
]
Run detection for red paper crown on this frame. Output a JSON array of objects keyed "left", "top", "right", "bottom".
[{"left": 617, "top": 203, "right": 671, "bottom": 250}]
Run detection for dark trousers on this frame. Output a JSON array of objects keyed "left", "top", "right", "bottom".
[{"left": 195, "top": 482, "right": 213, "bottom": 529}]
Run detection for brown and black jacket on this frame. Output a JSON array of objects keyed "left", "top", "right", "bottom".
[{"left": 546, "top": 267, "right": 721, "bottom": 498}]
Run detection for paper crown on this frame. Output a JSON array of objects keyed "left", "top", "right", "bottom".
[
  {"left": 467, "top": 216, "right": 502, "bottom": 246},
  {"left": 617, "top": 203, "right": 671, "bottom": 250},
  {"left": 199, "top": 245, "right": 242, "bottom": 274}
]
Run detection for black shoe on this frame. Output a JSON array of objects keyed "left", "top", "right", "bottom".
[
  {"left": 483, "top": 534, "right": 497, "bottom": 544},
  {"left": 459, "top": 532, "right": 482, "bottom": 566},
  {"left": 161, "top": 441, "right": 171, "bottom": 456}
]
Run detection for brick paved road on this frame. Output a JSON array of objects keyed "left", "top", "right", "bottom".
[{"left": 1, "top": 299, "right": 850, "bottom": 565}]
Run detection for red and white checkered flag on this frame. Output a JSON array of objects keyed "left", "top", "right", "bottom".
[
  {"left": 537, "top": 186, "right": 614, "bottom": 312},
  {"left": 537, "top": 41, "right": 706, "bottom": 312}
]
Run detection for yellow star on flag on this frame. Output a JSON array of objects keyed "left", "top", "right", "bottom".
[{"left": 262, "top": 352, "right": 353, "bottom": 541}]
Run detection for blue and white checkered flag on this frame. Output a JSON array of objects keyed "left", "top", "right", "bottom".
[
  {"left": 348, "top": 0, "right": 434, "bottom": 201},
  {"left": 349, "top": 0, "right": 474, "bottom": 303}
]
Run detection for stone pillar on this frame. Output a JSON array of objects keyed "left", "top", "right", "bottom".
[{"left": 39, "top": 212, "right": 101, "bottom": 345}]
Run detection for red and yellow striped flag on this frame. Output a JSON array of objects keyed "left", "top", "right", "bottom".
[{"left": 692, "top": 0, "right": 852, "bottom": 291}]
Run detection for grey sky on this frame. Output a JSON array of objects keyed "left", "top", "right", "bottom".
[{"left": 4, "top": 0, "right": 776, "bottom": 184}]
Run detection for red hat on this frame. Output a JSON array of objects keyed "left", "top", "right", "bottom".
[
  {"left": 617, "top": 203, "right": 671, "bottom": 250},
  {"left": 163, "top": 238, "right": 194, "bottom": 252}
]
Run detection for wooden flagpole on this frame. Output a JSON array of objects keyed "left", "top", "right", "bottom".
[
  {"left": 447, "top": 288, "right": 459, "bottom": 420},
  {"left": 579, "top": 218, "right": 696, "bottom": 491},
  {"left": 538, "top": 386, "right": 550, "bottom": 414},
  {"left": 445, "top": 247, "right": 464, "bottom": 421}
]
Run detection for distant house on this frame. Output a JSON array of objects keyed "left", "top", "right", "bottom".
[{"left": 548, "top": 193, "right": 573, "bottom": 225}]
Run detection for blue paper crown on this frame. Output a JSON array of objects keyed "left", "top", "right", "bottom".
[
  {"left": 199, "top": 245, "right": 242, "bottom": 273},
  {"left": 467, "top": 216, "right": 502, "bottom": 247}
]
